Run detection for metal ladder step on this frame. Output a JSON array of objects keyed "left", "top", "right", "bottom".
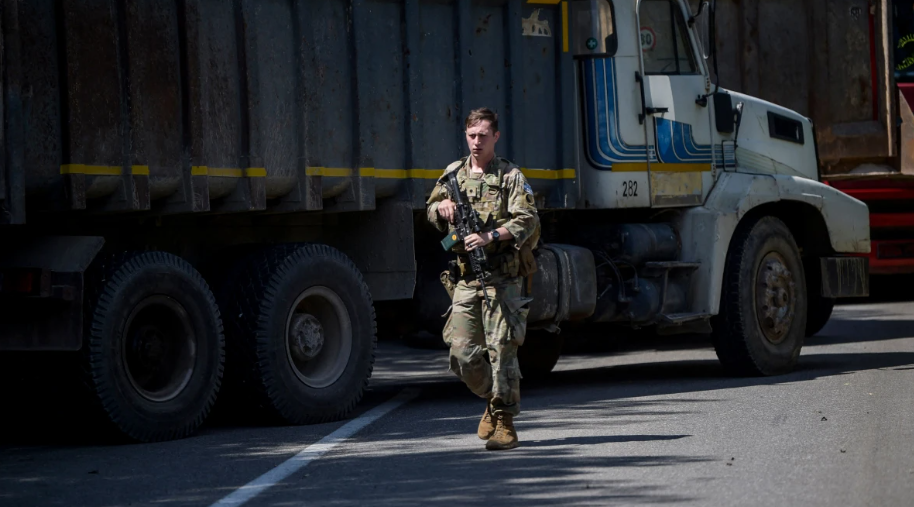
[{"left": 659, "top": 312, "right": 711, "bottom": 325}]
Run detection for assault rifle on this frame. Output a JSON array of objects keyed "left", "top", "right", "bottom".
[{"left": 440, "top": 170, "right": 493, "bottom": 309}]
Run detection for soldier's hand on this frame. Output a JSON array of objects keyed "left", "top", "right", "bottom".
[
  {"left": 437, "top": 199, "right": 456, "bottom": 223},
  {"left": 465, "top": 232, "right": 492, "bottom": 252}
]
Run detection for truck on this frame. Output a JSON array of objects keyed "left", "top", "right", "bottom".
[
  {"left": 0, "top": 0, "right": 870, "bottom": 443},
  {"left": 705, "top": 0, "right": 914, "bottom": 333}
]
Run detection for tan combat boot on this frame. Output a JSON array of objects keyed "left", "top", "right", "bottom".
[
  {"left": 477, "top": 404, "right": 496, "bottom": 440},
  {"left": 485, "top": 413, "right": 519, "bottom": 450}
]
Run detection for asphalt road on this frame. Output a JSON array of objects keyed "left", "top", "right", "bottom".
[{"left": 2, "top": 299, "right": 913, "bottom": 507}]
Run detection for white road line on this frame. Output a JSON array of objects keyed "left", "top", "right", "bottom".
[{"left": 210, "top": 388, "right": 419, "bottom": 507}]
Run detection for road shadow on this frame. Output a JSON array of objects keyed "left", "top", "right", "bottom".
[
  {"left": 522, "top": 434, "right": 691, "bottom": 448},
  {"left": 242, "top": 392, "right": 710, "bottom": 507},
  {"left": 840, "top": 274, "right": 914, "bottom": 305},
  {"left": 370, "top": 347, "right": 914, "bottom": 415},
  {"left": 1, "top": 344, "right": 911, "bottom": 507},
  {"left": 248, "top": 335, "right": 914, "bottom": 507},
  {"left": 813, "top": 317, "right": 913, "bottom": 344}
]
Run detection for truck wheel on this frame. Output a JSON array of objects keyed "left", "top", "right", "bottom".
[
  {"left": 224, "top": 244, "right": 376, "bottom": 425},
  {"left": 83, "top": 252, "right": 225, "bottom": 442},
  {"left": 712, "top": 216, "right": 808, "bottom": 376},
  {"left": 518, "top": 330, "right": 564, "bottom": 379}
]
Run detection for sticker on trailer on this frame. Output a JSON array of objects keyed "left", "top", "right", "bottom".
[
  {"left": 522, "top": 8, "right": 552, "bottom": 37},
  {"left": 640, "top": 26, "right": 656, "bottom": 51}
]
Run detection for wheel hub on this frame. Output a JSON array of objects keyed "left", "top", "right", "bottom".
[
  {"left": 132, "top": 328, "right": 166, "bottom": 368},
  {"left": 123, "top": 296, "right": 197, "bottom": 403},
  {"left": 288, "top": 313, "right": 325, "bottom": 362},
  {"left": 284, "top": 286, "right": 353, "bottom": 389},
  {"left": 755, "top": 252, "right": 796, "bottom": 344}
]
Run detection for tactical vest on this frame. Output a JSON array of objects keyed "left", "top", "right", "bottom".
[{"left": 449, "top": 157, "right": 539, "bottom": 279}]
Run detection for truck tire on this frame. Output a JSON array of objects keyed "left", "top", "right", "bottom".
[
  {"left": 712, "top": 216, "right": 808, "bottom": 376},
  {"left": 223, "top": 244, "right": 376, "bottom": 425},
  {"left": 518, "top": 330, "right": 564, "bottom": 379},
  {"left": 83, "top": 252, "right": 225, "bottom": 442}
]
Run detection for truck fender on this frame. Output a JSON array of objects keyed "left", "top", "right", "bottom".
[{"left": 676, "top": 172, "right": 870, "bottom": 316}]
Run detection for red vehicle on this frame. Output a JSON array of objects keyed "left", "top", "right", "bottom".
[{"left": 825, "top": 0, "right": 914, "bottom": 277}]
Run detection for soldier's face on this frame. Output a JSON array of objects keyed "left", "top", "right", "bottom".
[{"left": 465, "top": 121, "right": 500, "bottom": 160}]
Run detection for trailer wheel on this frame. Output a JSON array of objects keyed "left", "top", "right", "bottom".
[
  {"left": 518, "top": 331, "right": 564, "bottom": 379},
  {"left": 712, "top": 216, "right": 808, "bottom": 376},
  {"left": 225, "top": 244, "right": 376, "bottom": 425},
  {"left": 83, "top": 252, "right": 225, "bottom": 442}
]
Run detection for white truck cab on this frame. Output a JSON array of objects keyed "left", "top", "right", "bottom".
[{"left": 516, "top": 0, "right": 871, "bottom": 377}]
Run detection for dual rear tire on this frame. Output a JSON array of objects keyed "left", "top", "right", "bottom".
[{"left": 81, "top": 244, "right": 375, "bottom": 442}]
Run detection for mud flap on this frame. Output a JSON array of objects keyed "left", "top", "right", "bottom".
[{"left": 819, "top": 257, "right": 869, "bottom": 298}]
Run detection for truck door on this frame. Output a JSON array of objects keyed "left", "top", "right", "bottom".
[
  {"left": 574, "top": 0, "right": 654, "bottom": 209},
  {"left": 637, "top": 0, "right": 714, "bottom": 207}
]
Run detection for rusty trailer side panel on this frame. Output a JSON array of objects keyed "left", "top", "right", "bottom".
[
  {"left": 0, "top": 0, "right": 578, "bottom": 225},
  {"left": 707, "top": 0, "right": 900, "bottom": 176}
]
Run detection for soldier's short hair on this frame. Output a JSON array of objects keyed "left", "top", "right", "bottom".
[{"left": 465, "top": 107, "right": 499, "bottom": 132}]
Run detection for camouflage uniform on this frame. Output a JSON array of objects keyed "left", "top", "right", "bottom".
[{"left": 426, "top": 155, "right": 540, "bottom": 417}]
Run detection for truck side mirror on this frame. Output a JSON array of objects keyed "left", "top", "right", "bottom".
[
  {"left": 714, "top": 92, "right": 734, "bottom": 133},
  {"left": 690, "top": 1, "right": 713, "bottom": 60}
]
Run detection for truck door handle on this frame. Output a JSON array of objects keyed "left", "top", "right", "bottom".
[
  {"left": 634, "top": 72, "right": 670, "bottom": 123},
  {"left": 635, "top": 72, "right": 647, "bottom": 124}
]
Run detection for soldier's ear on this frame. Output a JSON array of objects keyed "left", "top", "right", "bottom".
[{"left": 493, "top": 131, "right": 500, "bottom": 143}]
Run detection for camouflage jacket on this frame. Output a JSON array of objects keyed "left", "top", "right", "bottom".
[{"left": 426, "top": 155, "right": 539, "bottom": 256}]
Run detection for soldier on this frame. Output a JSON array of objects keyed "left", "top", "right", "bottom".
[{"left": 426, "top": 107, "right": 540, "bottom": 451}]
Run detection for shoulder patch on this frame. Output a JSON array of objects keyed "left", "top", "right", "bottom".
[{"left": 523, "top": 182, "right": 533, "bottom": 195}]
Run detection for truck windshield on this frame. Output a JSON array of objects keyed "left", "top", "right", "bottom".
[{"left": 639, "top": 0, "right": 698, "bottom": 75}]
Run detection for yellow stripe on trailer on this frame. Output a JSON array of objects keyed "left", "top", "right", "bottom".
[
  {"left": 60, "top": 164, "right": 122, "bottom": 176},
  {"left": 306, "top": 167, "right": 353, "bottom": 177},
  {"left": 521, "top": 168, "right": 577, "bottom": 180},
  {"left": 207, "top": 167, "right": 244, "bottom": 178}
]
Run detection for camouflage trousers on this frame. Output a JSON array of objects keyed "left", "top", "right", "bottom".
[{"left": 442, "top": 277, "right": 531, "bottom": 416}]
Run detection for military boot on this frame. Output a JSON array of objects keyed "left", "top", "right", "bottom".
[
  {"left": 485, "top": 413, "right": 518, "bottom": 450},
  {"left": 477, "top": 404, "right": 496, "bottom": 440}
]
